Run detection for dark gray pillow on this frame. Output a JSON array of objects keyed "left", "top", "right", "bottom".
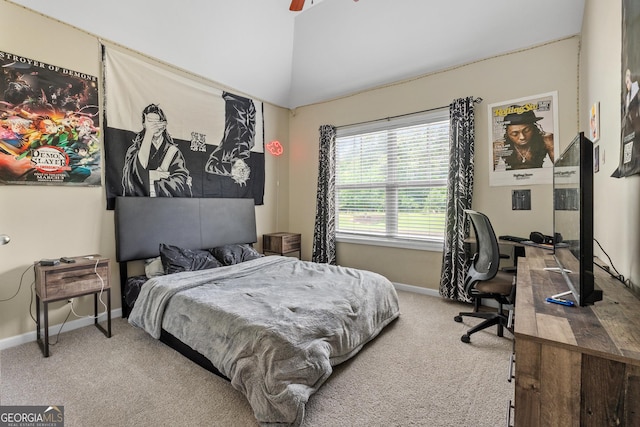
[
  {"left": 209, "top": 244, "right": 262, "bottom": 266},
  {"left": 159, "top": 243, "right": 222, "bottom": 274}
]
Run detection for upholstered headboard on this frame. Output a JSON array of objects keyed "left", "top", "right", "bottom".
[
  {"left": 114, "top": 197, "right": 257, "bottom": 263},
  {"left": 114, "top": 196, "right": 258, "bottom": 317}
]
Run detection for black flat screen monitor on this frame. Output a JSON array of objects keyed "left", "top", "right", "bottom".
[{"left": 552, "top": 132, "right": 602, "bottom": 306}]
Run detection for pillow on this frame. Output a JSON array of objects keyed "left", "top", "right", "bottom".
[
  {"left": 159, "top": 243, "right": 222, "bottom": 274},
  {"left": 209, "top": 244, "right": 263, "bottom": 266},
  {"left": 144, "top": 257, "right": 165, "bottom": 279}
]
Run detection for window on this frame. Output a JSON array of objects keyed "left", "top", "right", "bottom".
[{"left": 335, "top": 109, "right": 450, "bottom": 250}]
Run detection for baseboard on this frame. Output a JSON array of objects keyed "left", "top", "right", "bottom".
[
  {"left": 1, "top": 285, "right": 434, "bottom": 351},
  {"left": 1, "top": 285, "right": 492, "bottom": 350},
  {"left": 392, "top": 282, "right": 501, "bottom": 309},
  {"left": 0, "top": 308, "right": 122, "bottom": 351},
  {"left": 392, "top": 282, "right": 440, "bottom": 297}
]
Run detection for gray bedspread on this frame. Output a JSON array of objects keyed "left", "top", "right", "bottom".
[{"left": 128, "top": 256, "right": 400, "bottom": 426}]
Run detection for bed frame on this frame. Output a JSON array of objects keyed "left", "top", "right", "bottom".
[
  {"left": 114, "top": 196, "right": 257, "bottom": 377},
  {"left": 115, "top": 196, "right": 257, "bottom": 308},
  {"left": 115, "top": 196, "right": 257, "bottom": 314}
]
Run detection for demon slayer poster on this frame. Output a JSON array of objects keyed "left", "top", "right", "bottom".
[
  {"left": 103, "top": 46, "right": 264, "bottom": 209},
  {"left": 0, "top": 50, "right": 101, "bottom": 185}
]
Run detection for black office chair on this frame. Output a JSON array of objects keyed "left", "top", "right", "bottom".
[{"left": 454, "top": 209, "right": 516, "bottom": 343}]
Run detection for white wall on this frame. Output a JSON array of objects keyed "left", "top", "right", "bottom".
[
  {"left": 288, "top": 38, "right": 580, "bottom": 290},
  {"left": 290, "top": 0, "right": 585, "bottom": 108},
  {"left": 581, "top": 0, "right": 640, "bottom": 292}
]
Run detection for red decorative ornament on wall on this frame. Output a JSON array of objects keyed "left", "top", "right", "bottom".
[{"left": 266, "top": 140, "right": 284, "bottom": 156}]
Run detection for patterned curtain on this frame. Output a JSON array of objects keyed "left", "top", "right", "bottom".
[
  {"left": 312, "top": 125, "right": 337, "bottom": 265},
  {"left": 439, "top": 97, "right": 477, "bottom": 302}
]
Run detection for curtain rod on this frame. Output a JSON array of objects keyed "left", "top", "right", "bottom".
[{"left": 341, "top": 97, "right": 483, "bottom": 129}]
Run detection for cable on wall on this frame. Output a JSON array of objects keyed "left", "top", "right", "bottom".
[
  {"left": 0, "top": 264, "right": 32, "bottom": 303},
  {"left": 594, "top": 238, "right": 628, "bottom": 287}
]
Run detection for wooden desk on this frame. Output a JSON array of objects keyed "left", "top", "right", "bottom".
[{"left": 513, "top": 246, "right": 640, "bottom": 426}]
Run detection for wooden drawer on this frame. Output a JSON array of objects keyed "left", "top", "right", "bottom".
[
  {"left": 263, "top": 232, "right": 301, "bottom": 254},
  {"left": 35, "top": 257, "right": 110, "bottom": 301}
]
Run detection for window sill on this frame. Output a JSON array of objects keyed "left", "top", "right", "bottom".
[{"left": 336, "top": 235, "right": 444, "bottom": 252}]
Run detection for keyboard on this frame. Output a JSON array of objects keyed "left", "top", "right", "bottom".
[{"left": 499, "top": 235, "right": 528, "bottom": 243}]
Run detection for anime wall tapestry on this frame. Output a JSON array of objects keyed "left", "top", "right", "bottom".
[
  {"left": 615, "top": 0, "right": 640, "bottom": 178},
  {"left": 102, "top": 45, "right": 264, "bottom": 209},
  {"left": 0, "top": 50, "right": 101, "bottom": 186}
]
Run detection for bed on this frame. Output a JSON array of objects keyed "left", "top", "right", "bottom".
[{"left": 114, "top": 197, "right": 400, "bottom": 426}]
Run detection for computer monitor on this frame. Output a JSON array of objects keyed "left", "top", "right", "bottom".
[{"left": 552, "top": 132, "right": 602, "bottom": 306}]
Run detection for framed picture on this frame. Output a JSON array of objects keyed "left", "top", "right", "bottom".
[
  {"left": 594, "top": 145, "right": 600, "bottom": 173},
  {"left": 589, "top": 102, "right": 600, "bottom": 142},
  {"left": 488, "top": 92, "right": 559, "bottom": 186},
  {"left": 512, "top": 189, "right": 531, "bottom": 210},
  {"left": 554, "top": 188, "right": 579, "bottom": 211}
]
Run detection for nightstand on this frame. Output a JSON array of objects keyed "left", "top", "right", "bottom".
[
  {"left": 263, "top": 232, "right": 301, "bottom": 258},
  {"left": 34, "top": 255, "right": 111, "bottom": 357}
]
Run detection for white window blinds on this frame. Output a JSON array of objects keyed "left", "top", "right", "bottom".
[{"left": 335, "top": 109, "right": 450, "bottom": 250}]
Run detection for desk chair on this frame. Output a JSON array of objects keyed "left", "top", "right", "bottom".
[{"left": 454, "top": 210, "right": 516, "bottom": 343}]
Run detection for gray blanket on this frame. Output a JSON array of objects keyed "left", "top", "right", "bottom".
[{"left": 128, "top": 256, "right": 400, "bottom": 426}]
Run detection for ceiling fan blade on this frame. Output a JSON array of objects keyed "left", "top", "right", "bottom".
[{"left": 290, "top": 0, "right": 305, "bottom": 11}]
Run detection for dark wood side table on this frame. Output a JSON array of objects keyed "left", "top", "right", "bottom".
[
  {"left": 263, "top": 232, "right": 301, "bottom": 259},
  {"left": 34, "top": 255, "right": 111, "bottom": 357}
]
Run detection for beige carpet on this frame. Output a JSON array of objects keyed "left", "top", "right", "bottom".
[{"left": 0, "top": 291, "right": 514, "bottom": 426}]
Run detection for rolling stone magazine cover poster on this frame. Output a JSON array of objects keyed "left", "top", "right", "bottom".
[
  {"left": 0, "top": 50, "right": 101, "bottom": 186},
  {"left": 102, "top": 46, "right": 264, "bottom": 209},
  {"left": 488, "top": 92, "right": 558, "bottom": 186}
]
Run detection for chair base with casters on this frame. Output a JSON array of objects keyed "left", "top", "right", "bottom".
[{"left": 454, "top": 271, "right": 515, "bottom": 343}]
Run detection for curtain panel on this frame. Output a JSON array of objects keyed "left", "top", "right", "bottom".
[
  {"left": 312, "top": 125, "right": 337, "bottom": 265},
  {"left": 439, "top": 97, "right": 476, "bottom": 302}
]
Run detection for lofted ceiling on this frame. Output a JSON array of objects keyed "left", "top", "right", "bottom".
[{"left": 9, "top": 0, "right": 585, "bottom": 109}]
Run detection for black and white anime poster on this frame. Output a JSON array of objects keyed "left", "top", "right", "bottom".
[
  {"left": 0, "top": 50, "right": 100, "bottom": 186},
  {"left": 488, "top": 92, "right": 558, "bottom": 186},
  {"left": 615, "top": 0, "right": 640, "bottom": 177},
  {"left": 103, "top": 46, "right": 264, "bottom": 209}
]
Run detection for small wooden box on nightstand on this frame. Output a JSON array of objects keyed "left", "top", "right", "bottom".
[
  {"left": 34, "top": 255, "right": 111, "bottom": 357},
  {"left": 263, "top": 232, "right": 301, "bottom": 258}
]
